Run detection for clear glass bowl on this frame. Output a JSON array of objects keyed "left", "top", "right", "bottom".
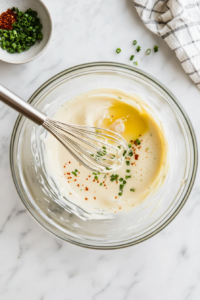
[{"left": 10, "top": 62, "right": 198, "bottom": 249}]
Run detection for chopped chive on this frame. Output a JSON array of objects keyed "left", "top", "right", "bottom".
[
  {"left": 119, "top": 178, "right": 123, "bottom": 182},
  {"left": 154, "top": 45, "right": 159, "bottom": 52},
  {"left": 116, "top": 48, "right": 121, "bottom": 53},
  {"left": 75, "top": 169, "right": 78, "bottom": 172},
  {"left": 123, "top": 180, "right": 127, "bottom": 184},
  {"left": 130, "top": 55, "right": 134, "bottom": 60},
  {"left": 128, "top": 151, "right": 133, "bottom": 157},
  {"left": 126, "top": 161, "right": 130, "bottom": 165},
  {"left": 93, "top": 172, "right": 97, "bottom": 175},
  {"left": 118, "top": 146, "right": 121, "bottom": 149},
  {"left": 106, "top": 167, "right": 111, "bottom": 170},
  {"left": 100, "top": 183, "right": 103, "bottom": 186},
  {"left": 136, "top": 46, "right": 141, "bottom": 52},
  {"left": 135, "top": 138, "right": 141, "bottom": 145},
  {"left": 119, "top": 184, "right": 124, "bottom": 191},
  {"left": 94, "top": 176, "right": 98, "bottom": 180},
  {"left": 133, "top": 61, "right": 138, "bottom": 66},
  {"left": 128, "top": 144, "right": 131, "bottom": 148},
  {"left": 98, "top": 172, "right": 101, "bottom": 175},
  {"left": 125, "top": 175, "right": 131, "bottom": 179},
  {"left": 130, "top": 188, "right": 135, "bottom": 192},
  {"left": 118, "top": 192, "right": 122, "bottom": 196},
  {"left": 146, "top": 48, "right": 151, "bottom": 55},
  {"left": 72, "top": 172, "right": 77, "bottom": 176},
  {"left": 126, "top": 170, "right": 131, "bottom": 173},
  {"left": 133, "top": 40, "right": 137, "bottom": 45},
  {"left": 102, "top": 146, "right": 106, "bottom": 150},
  {"left": 123, "top": 150, "right": 127, "bottom": 156},
  {"left": 91, "top": 154, "right": 94, "bottom": 157}
]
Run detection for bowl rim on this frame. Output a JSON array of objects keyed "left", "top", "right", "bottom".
[
  {"left": 0, "top": 0, "right": 53, "bottom": 65},
  {"left": 9, "top": 61, "right": 198, "bottom": 249}
]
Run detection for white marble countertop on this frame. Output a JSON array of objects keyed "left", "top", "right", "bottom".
[{"left": 0, "top": 0, "right": 200, "bottom": 299}]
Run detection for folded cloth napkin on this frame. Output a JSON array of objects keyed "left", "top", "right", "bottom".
[{"left": 132, "top": 0, "right": 200, "bottom": 90}]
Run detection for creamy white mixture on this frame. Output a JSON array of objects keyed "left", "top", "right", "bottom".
[{"left": 44, "top": 89, "right": 168, "bottom": 215}]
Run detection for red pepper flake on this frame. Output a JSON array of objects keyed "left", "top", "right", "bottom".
[
  {"left": 68, "top": 181, "right": 70, "bottom": 183},
  {"left": 97, "top": 180, "right": 99, "bottom": 183},
  {"left": 104, "top": 184, "right": 106, "bottom": 187},
  {"left": 93, "top": 180, "right": 95, "bottom": 182},
  {"left": 74, "top": 179, "right": 77, "bottom": 182},
  {"left": 67, "top": 172, "right": 70, "bottom": 175},
  {"left": 88, "top": 175, "right": 91, "bottom": 178},
  {"left": 69, "top": 161, "right": 71, "bottom": 164},
  {"left": 69, "top": 193, "right": 72, "bottom": 195},
  {"left": 131, "top": 162, "right": 135, "bottom": 165},
  {"left": 86, "top": 178, "right": 88, "bottom": 180},
  {"left": 77, "top": 184, "right": 80, "bottom": 187},
  {"left": 119, "top": 207, "right": 121, "bottom": 209},
  {"left": 85, "top": 198, "right": 88, "bottom": 200},
  {"left": 115, "top": 196, "right": 117, "bottom": 199},
  {"left": 135, "top": 154, "right": 139, "bottom": 160},
  {"left": 85, "top": 187, "right": 89, "bottom": 191},
  {"left": 0, "top": 9, "right": 17, "bottom": 30},
  {"left": 116, "top": 181, "right": 118, "bottom": 184},
  {"left": 94, "top": 197, "right": 96, "bottom": 200},
  {"left": 79, "top": 164, "right": 81, "bottom": 166},
  {"left": 82, "top": 184, "right": 84, "bottom": 186},
  {"left": 63, "top": 165, "right": 66, "bottom": 168}
]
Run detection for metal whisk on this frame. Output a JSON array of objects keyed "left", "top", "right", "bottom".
[{"left": 0, "top": 85, "right": 128, "bottom": 172}]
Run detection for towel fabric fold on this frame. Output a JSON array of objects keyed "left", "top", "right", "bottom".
[{"left": 132, "top": 0, "right": 200, "bottom": 90}]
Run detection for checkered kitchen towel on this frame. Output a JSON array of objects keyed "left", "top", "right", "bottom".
[{"left": 132, "top": 0, "right": 200, "bottom": 90}]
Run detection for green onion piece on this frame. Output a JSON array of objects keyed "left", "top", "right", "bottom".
[
  {"left": 119, "top": 184, "right": 124, "bottom": 191},
  {"left": 123, "top": 150, "right": 127, "bottom": 157},
  {"left": 133, "top": 40, "right": 137, "bottom": 45},
  {"left": 100, "top": 183, "right": 103, "bottom": 186},
  {"left": 94, "top": 176, "right": 98, "bottom": 180},
  {"left": 136, "top": 46, "right": 141, "bottom": 52},
  {"left": 125, "top": 175, "right": 131, "bottom": 179},
  {"left": 98, "top": 172, "right": 101, "bottom": 175},
  {"left": 135, "top": 138, "right": 141, "bottom": 145},
  {"left": 116, "top": 48, "right": 121, "bottom": 53},
  {"left": 130, "top": 188, "right": 135, "bottom": 192},
  {"left": 133, "top": 61, "right": 138, "bottom": 66},
  {"left": 126, "top": 161, "right": 130, "bottom": 165},
  {"left": 128, "top": 144, "right": 131, "bottom": 148},
  {"left": 123, "top": 180, "right": 127, "bottom": 184},
  {"left": 93, "top": 172, "right": 97, "bottom": 175},
  {"left": 75, "top": 169, "right": 78, "bottom": 172},
  {"left": 154, "top": 45, "right": 159, "bottom": 52},
  {"left": 119, "top": 178, "right": 123, "bottom": 182},
  {"left": 126, "top": 170, "right": 131, "bottom": 173},
  {"left": 72, "top": 172, "right": 77, "bottom": 176},
  {"left": 102, "top": 146, "right": 106, "bottom": 150},
  {"left": 130, "top": 55, "right": 134, "bottom": 60},
  {"left": 146, "top": 48, "right": 151, "bottom": 55},
  {"left": 118, "top": 192, "right": 122, "bottom": 196}
]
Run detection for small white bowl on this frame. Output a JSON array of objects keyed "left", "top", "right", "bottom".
[{"left": 0, "top": 0, "right": 52, "bottom": 64}]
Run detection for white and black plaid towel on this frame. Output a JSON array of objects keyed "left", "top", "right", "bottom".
[{"left": 132, "top": 0, "right": 200, "bottom": 90}]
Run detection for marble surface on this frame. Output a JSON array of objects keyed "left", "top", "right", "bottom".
[{"left": 0, "top": 0, "right": 200, "bottom": 299}]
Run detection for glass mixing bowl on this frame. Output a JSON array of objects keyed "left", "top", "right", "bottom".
[{"left": 10, "top": 62, "right": 198, "bottom": 249}]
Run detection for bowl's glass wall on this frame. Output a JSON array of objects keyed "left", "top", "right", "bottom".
[{"left": 10, "top": 63, "right": 197, "bottom": 249}]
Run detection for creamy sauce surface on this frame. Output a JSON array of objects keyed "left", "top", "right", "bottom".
[{"left": 44, "top": 89, "right": 168, "bottom": 214}]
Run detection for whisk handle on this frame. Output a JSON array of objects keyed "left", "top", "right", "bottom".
[{"left": 0, "top": 84, "right": 46, "bottom": 125}]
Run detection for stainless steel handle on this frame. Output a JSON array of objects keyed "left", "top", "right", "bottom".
[{"left": 0, "top": 84, "right": 47, "bottom": 125}]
